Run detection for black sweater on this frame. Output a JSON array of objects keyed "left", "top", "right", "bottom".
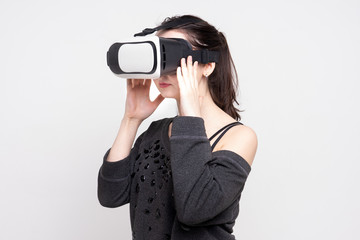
[{"left": 98, "top": 116, "right": 251, "bottom": 240}]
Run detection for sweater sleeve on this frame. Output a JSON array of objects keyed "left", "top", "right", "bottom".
[
  {"left": 97, "top": 133, "right": 144, "bottom": 208},
  {"left": 170, "top": 116, "right": 251, "bottom": 226}
]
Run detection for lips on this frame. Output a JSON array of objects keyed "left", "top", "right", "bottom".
[{"left": 159, "top": 82, "right": 171, "bottom": 88}]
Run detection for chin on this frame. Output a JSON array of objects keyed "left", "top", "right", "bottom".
[
  {"left": 159, "top": 89, "right": 179, "bottom": 99},
  {"left": 154, "top": 82, "right": 179, "bottom": 99}
]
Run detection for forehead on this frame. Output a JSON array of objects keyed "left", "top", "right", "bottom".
[{"left": 157, "top": 29, "right": 189, "bottom": 40}]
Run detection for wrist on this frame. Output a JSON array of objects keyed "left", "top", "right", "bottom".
[
  {"left": 179, "top": 107, "right": 202, "bottom": 118},
  {"left": 177, "top": 103, "right": 201, "bottom": 118},
  {"left": 179, "top": 111, "right": 201, "bottom": 118},
  {"left": 122, "top": 116, "right": 143, "bottom": 126},
  {"left": 108, "top": 117, "right": 141, "bottom": 162}
]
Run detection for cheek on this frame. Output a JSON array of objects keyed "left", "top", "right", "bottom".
[
  {"left": 153, "top": 79, "right": 161, "bottom": 90},
  {"left": 170, "top": 76, "right": 179, "bottom": 86}
]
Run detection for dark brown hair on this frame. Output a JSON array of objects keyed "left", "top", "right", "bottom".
[{"left": 158, "top": 15, "right": 241, "bottom": 120}]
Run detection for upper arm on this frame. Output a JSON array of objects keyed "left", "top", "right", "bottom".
[{"left": 217, "top": 125, "right": 258, "bottom": 166}]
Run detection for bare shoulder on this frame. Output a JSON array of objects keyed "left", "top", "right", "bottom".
[{"left": 219, "top": 124, "right": 258, "bottom": 166}]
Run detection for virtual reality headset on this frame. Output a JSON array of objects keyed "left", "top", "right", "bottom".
[{"left": 106, "top": 36, "right": 220, "bottom": 79}]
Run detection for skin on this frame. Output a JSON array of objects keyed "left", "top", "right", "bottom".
[{"left": 107, "top": 30, "right": 257, "bottom": 166}]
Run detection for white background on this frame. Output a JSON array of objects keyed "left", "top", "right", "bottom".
[{"left": 1, "top": 0, "right": 359, "bottom": 239}]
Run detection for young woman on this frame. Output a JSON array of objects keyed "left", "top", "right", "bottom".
[{"left": 98, "top": 15, "right": 257, "bottom": 240}]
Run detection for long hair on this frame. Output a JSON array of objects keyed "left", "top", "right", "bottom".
[{"left": 158, "top": 15, "right": 241, "bottom": 120}]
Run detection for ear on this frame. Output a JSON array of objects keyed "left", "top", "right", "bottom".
[{"left": 202, "top": 62, "right": 216, "bottom": 77}]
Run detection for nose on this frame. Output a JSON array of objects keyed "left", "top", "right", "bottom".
[{"left": 157, "top": 75, "right": 170, "bottom": 82}]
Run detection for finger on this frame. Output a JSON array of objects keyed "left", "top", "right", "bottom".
[
  {"left": 180, "top": 58, "right": 188, "bottom": 87},
  {"left": 136, "top": 79, "right": 144, "bottom": 87},
  {"left": 143, "top": 79, "right": 148, "bottom": 86},
  {"left": 144, "top": 79, "right": 151, "bottom": 88},
  {"left": 177, "top": 66, "right": 184, "bottom": 90},
  {"left": 152, "top": 94, "right": 165, "bottom": 107},
  {"left": 193, "top": 61, "right": 199, "bottom": 89},
  {"left": 187, "top": 55, "right": 193, "bottom": 78},
  {"left": 186, "top": 56, "right": 195, "bottom": 88}
]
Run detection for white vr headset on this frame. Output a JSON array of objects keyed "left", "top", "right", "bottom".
[{"left": 107, "top": 28, "right": 220, "bottom": 79}]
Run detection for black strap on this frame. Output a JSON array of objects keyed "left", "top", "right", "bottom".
[
  {"left": 183, "top": 49, "right": 220, "bottom": 64},
  {"left": 210, "top": 122, "right": 242, "bottom": 151},
  {"left": 134, "top": 27, "right": 159, "bottom": 37},
  {"left": 134, "top": 17, "right": 202, "bottom": 37}
]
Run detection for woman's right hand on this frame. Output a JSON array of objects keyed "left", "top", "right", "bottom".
[
  {"left": 124, "top": 79, "right": 164, "bottom": 122},
  {"left": 108, "top": 79, "right": 163, "bottom": 162}
]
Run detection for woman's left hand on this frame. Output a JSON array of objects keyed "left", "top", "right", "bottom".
[{"left": 177, "top": 56, "right": 202, "bottom": 117}]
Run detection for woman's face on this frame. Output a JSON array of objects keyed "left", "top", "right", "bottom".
[{"left": 153, "top": 30, "right": 203, "bottom": 100}]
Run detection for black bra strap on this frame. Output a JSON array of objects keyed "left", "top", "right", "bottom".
[
  {"left": 209, "top": 122, "right": 239, "bottom": 141},
  {"left": 210, "top": 122, "right": 242, "bottom": 151}
]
